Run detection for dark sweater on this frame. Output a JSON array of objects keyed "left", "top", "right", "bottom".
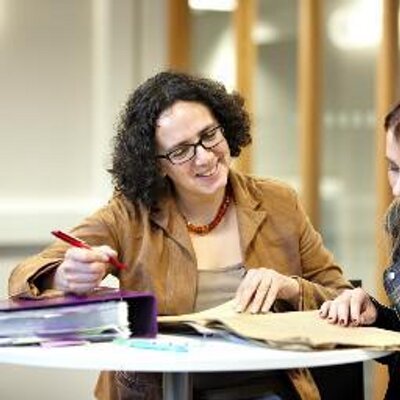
[{"left": 371, "top": 298, "right": 400, "bottom": 400}]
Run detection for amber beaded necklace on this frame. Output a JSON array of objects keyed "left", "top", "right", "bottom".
[{"left": 185, "top": 188, "right": 232, "bottom": 235}]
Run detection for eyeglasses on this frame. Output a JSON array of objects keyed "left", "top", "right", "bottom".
[{"left": 156, "top": 125, "right": 225, "bottom": 165}]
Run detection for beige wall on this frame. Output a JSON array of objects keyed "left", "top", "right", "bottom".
[{"left": 0, "top": 0, "right": 166, "bottom": 398}]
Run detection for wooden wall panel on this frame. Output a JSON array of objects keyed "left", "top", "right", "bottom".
[
  {"left": 167, "top": 0, "right": 190, "bottom": 71},
  {"left": 298, "top": 0, "right": 322, "bottom": 229},
  {"left": 234, "top": 0, "right": 257, "bottom": 174}
]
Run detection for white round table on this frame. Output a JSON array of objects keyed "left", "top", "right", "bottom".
[{"left": 0, "top": 335, "right": 390, "bottom": 400}]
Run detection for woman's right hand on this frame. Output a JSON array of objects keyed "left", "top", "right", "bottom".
[
  {"left": 319, "top": 288, "right": 378, "bottom": 326},
  {"left": 53, "top": 246, "right": 116, "bottom": 294}
]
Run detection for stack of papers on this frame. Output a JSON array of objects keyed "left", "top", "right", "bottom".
[
  {"left": 0, "top": 300, "right": 129, "bottom": 345},
  {"left": 0, "top": 287, "right": 157, "bottom": 345}
]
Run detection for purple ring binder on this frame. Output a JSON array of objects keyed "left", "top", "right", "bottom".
[{"left": 1, "top": 287, "right": 157, "bottom": 339}]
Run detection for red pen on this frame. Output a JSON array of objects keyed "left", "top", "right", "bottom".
[{"left": 51, "top": 230, "right": 126, "bottom": 270}]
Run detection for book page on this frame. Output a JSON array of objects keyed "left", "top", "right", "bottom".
[{"left": 159, "top": 300, "right": 237, "bottom": 323}]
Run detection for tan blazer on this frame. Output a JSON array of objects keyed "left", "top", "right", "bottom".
[{"left": 9, "top": 169, "right": 352, "bottom": 399}]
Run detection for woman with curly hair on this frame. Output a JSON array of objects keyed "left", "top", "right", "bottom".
[
  {"left": 9, "top": 71, "right": 351, "bottom": 400},
  {"left": 319, "top": 101, "right": 400, "bottom": 399}
]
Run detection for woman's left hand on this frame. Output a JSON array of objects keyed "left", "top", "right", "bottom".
[{"left": 234, "top": 268, "right": 299, "bottom": 313}]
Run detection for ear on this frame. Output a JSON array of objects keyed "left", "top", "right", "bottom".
[{"left": 157, "top": 160, "right": 168, "bottom": 178}]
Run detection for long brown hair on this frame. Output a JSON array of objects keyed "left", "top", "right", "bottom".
[{"left": 385, "top": 198, "right": 400, "bottom": 263}]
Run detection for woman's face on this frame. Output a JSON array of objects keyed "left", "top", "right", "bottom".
[
  {"left": 386, "top": 128, "right": 400, "bottom": 196},
  {"left": 155, "top": 101, "right": 231, "bottom": 199}
]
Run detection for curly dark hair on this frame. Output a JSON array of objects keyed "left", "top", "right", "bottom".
[{"left": 109, "top": 70, "right": 251, "bottom": 210}]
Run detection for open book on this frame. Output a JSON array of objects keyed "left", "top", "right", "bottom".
[
  {"left": 158, "top": 300, "right": 400, "bottom": 350},
  {"left": 0, "top": 287, "right": 157, "bottom": 345}
]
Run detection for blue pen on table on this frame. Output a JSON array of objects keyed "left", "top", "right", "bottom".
[{"left": 114, "top": 338, "right": 189, "bottom": 352}]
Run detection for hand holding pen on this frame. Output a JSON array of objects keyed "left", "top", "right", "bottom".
[{"left": 51, "top": 230, "right": 126, "bottom": 295}]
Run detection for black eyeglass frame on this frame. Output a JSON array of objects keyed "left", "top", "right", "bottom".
[{"left": 156, "top": 125, "right": 225, "bottom": 165}]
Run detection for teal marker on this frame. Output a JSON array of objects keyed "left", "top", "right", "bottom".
[{"left": 114, "top": 338, "right": 189, "bottom": 352}]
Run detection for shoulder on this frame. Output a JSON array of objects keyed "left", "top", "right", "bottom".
[{"left": 230, "top": 170, "right": 299, "bottom": 208}]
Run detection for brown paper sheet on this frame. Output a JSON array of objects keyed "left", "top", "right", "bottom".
[{"left": 158, "top": 301, "right": 400, "bottom": 350}]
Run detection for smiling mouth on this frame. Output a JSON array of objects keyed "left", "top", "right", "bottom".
[{"left": 196, "top": 164, "right": 219, "bottom": 178}]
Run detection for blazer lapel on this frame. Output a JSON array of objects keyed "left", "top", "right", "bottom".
[
  {"left": 236, "top": 204, "right": 267, "bottom": 254},
  {"left": 230, "top": 170, "right": 268, "bottom": 257},
  {"left": 150, "top": 196, "right": 196, "bottom": 262}
]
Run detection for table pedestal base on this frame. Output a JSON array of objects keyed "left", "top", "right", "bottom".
[{"left": 163, "top": 372, "right": 192, "bottom": 400}]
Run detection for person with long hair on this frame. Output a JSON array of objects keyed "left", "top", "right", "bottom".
[
  {"left": 319, "top": 101, "right": 400, "bottom": 399},
  {"left": 9, "top": 71, "right": 351, "bottom": 400}
]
